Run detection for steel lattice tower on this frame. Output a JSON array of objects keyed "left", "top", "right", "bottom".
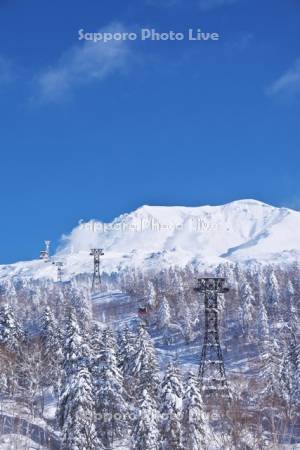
[
  {"left": 53, "top": 262, "right": 64, "bottom": 282},
  {"left": 90, "top": 249, "right": 104, "bottom": 292},
  {"left": 195, "top": 277, "right": 230, "bottom": 399}
]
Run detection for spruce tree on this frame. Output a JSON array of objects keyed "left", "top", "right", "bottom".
[
  {"left": 40, "top": 306, "right": 62, "bottom": 391},
  {"left": 182, "top": 306, "right": 194, "bottom": 343},
  {"left": 286, "top": 279, "right": 295, "bottom": 301},
  {"left": 61, "top": 308, "right": 89, "bottom": 378},
  {"left": 131, "top": 325, "right": 160, "bottom": 401},
  {"left": 258, "top": 337, "right": 282, "bottom": 405},
  {"left": 240, "top": 282, "right": 255, "bottom": 337},
  {"left": 147, "top": 281, "right": 157, "bottom": 308},
  {"left": 182, "top": 371, "right": 208, "bottom": 450},
  {"left": 285, "top": 281, "right": 299, "bottom": 336},
  {"left": 158, "top": 297, "right": 171, "bottom": 330},
  {"left": 90, "top": 322, "right": 103, "bottom": 368},
  {"left": 60, "top": 367, "right": 99, "bottom": 450},
  {"left": 132, "top": 389, "right": 160, "bottom": 450},
  {"left": 0, "top": 373, "right": 8, "bottom": 396},
  {"left": 95, "top": 327, "right": 128, "bottom": 448},
  {"left": 257, "top": 302, "right": 269, "bottom": 343},
  {"left": 58, "top": 311, "right": 98, "bottom": 450},
  {"left": 117, "top": 325, "right": 137, "bottom": 397},
  {"left": 160, "top": 362, "right": 183, "bottom": 450},
  {"left": 0, "top": 304, "right": 24, "bottom": 352},
  {"left": 280, "top": 334, "right": 300, "bottom": 413},
  {"left": 266, "top": 272, "right": 280, "bottom": 315}
]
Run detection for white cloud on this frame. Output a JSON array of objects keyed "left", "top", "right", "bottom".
[
  {"left": 35, "top": 23, "right": 131, "bottom": 103},
  {"left": 267, "top": 58, "right": 300, "bottom": 99},
  {"left": 0, "top": 55, "right": 13, "bottom": 84},
  {"left": 226, "top": 33, "right": 253, "bottom": 51}
]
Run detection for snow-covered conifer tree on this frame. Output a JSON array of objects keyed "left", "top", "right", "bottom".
[
  {"left": 59, "top": 366, "right": 99, "bottom": 450},
  {"left": 90, "top": 322, "right": 102, "bottom": 366},
  {"left": 58, "top": 309, "right": 87, "bottom": 416},
  {"left": 40, "top": 306, "right": 62, "bottom": 390},
  {"left": 95, "top": 327, "right": 128, "bottom": 448},
  {"left": 69, "top": 288, "right": 92, "bottom": 333},
  {"left": 182, "top": 306, "right": 194, "bottom": 343},
  {"left": 286, "top": 279, "right": 295, "bottom": 303},
  {"left": 258, "top": 338, "right": 283, "bottom": 405},
  {"left": 158, "top": 297, "right": 171, "bottom": 330},
  {"left": 61, "top": 308, "right": 90, "bottom": 378},
  {"left": 280, "top": 334, "right": 300, "bottom": 413},
  {"left": 58, "top": 310, "right": 98, "bottom": 449},
  {"left": 160, "top": 362, "right": 183, "bottom": 450},
  {"left": 131, "top": 325, "right": 160, "bottom": 401},
  {"left": 132, "top": 389, "right": 160, "bottom": 450},
  {"left": 117, "top": 325, "right": 137, "bottom": 396},
  {"left": 240, "top": 282, "right": 255, "bottom": 337},
  {"left": 285, "top": 280, "right": 298, "bottom": 335},
  {"left": 182, "top": 371, "right": 208, "bottom": 450},
  {"left": 176, "top": 276, "right": 186, "bottom": 320},
  {"left": 0, "top": 304, "right": 24, "bottom": 352},
  {"left": 0, "top": 373, "right": 8, "bottom": 396},
  {"left": 266, "top": 272, "right": 280, "bottom": 314},
  {"left": 257, "top": 302, "right": 269, "bottom": 344},
  {"left": 147, "top": 281, "right": 157, "bottom": 308}
]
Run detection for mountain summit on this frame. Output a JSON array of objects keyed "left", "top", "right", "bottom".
[{"left": 1, "top": 199, "right": 299, "bottom": 280}]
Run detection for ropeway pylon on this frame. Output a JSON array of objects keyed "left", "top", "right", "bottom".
[
  {"left": 40, "top": 240, "right": 51, "bottom": 262},
  {"left": 53, "top": 261, "right": 64, "bottom": 282},
  {"left": 90, "top": 249, "right": 104, "bottom": 293},
  {"left": 195, "top": 277, "right": 230, "bottom": 399}
]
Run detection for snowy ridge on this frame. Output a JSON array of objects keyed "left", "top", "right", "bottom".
[{"left": 1, "top": 199, "right": 300, "bottom": 281}]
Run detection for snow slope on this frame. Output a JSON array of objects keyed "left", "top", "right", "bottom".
[{"left": 1, "top": 199, "right": 299, "bottom": 281}]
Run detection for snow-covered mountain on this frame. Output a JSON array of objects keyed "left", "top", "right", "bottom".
[{"left": 1, "top": 199, "right": 300, "bottom": 281}]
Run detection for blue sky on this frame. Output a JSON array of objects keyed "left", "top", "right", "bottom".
[{"left": 0, "top": 0, "right": 300, "bottom": 263}]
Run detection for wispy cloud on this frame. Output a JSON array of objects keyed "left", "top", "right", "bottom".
[
  {"left": 226, "top": 33, "right": 253, "bottom": 52},
  {"left": 146, "top": 0, "right": 180, "bottom": 6},
  {"left": 34, "top": 23, "right": 132, "bottom": 104},
  {"left": 147, "top": 0, "right": 239, "bottom": 9},
  {"left": 198, "top": 0, "right": 238, "bottom": 10},
  {"left": 0, "top": 55, "right": 14, "bottom": 84},
  {"left": 267, "top": 58, "right": 300, "bottom": 99}
]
